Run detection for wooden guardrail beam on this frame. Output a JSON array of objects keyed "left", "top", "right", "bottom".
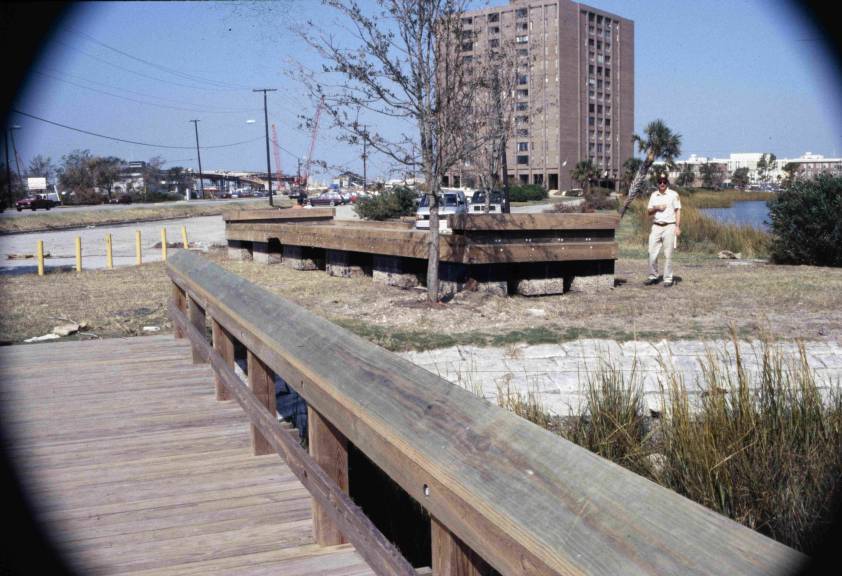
[
  {"left": 448, "top": 213, "right": 620, "bottom": 231},
  {"left": 166, "top": 250, "right": 806, "bottom": 575}
]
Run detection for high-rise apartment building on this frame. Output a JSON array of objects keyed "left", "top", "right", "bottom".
[{"left": 446, "top": 0, "right": 634, "bottom": 192}]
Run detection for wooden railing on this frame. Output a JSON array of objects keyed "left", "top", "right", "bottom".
[{"left": 166, "top": 249, "right": 806, "bottom": 575}]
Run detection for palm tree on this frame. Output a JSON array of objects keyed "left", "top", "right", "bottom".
[
  {"left": 570, "top": 159, "right": 596, "bottom": 194},
  {"left": 619, "top": 120, "right": 682, "bottom": 217}
]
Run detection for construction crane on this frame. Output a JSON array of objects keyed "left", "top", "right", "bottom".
[
  {"left": 271, "top": 124, "right": 283, "bottom": 193},
  {"left": 300, "top": 96, "right": 324, "bottom": 190}
]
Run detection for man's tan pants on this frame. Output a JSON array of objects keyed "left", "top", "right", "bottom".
[{"left": 648, "top": 223, "right": 676, "bottom": 282}]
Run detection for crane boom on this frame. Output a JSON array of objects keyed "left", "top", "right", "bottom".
[{"left": 302, "top": 96, "right": 324, "bottom": 189}]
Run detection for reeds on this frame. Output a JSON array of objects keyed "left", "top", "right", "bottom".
[{"left": 491, "top": 332, "right": 842, "bottom": 553}]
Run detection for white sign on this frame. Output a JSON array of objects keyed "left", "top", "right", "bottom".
[{"left": 27, "top": 177, "right": 47, "bottom": 191}]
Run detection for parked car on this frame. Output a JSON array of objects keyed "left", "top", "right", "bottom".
[
  {"left": 415, "top": 189, "right": 468, "bottom": 229},
  {"left": 469, "top": 189, "right": 507, "bottom": 214},
  {"left": 307, "top": 191, "right": 345, "bottom": 206},
  {"left": 16, "top": 194, "right": 60, "bottom": 211}
]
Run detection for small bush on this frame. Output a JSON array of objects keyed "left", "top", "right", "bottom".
[
  {"left": 353, "top": 186, "right": 417, "bottom": 220},
  {"left": 508, "top": 184, "right": 548, "bottom": 202},
  {"left": 768, "top": 174, "right": 842, "bottom": 267}
]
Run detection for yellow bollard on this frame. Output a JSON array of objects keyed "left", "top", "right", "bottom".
[
  {"left": 37, "top": 240, "right": 45, "bottom": 276},
  {"left": 75, "top": 236, "right": 82, "bottom": 272},
  {"left": 106, "top": 234, "right": 113, "bottom": 269},
  {"left": 136, "top": 230, "right": 142, "bottom": 265},
  {"left": 181, "top": 225, "right": 188, "bottom": 249},
  {"left": 161, "top": 228, "right": 168, "bottom": 261}
]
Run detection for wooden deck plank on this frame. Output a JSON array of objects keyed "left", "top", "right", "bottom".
[{"left": 1, "top": 336, "right": 375, "bottom": 576}]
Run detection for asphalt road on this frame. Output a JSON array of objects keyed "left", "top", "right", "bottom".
[{"left": 0, "top": 197, "right": 268, "bottom": 218}]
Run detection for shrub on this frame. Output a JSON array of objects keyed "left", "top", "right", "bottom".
[
  {"left": 508, "top": 184, "right": 548, "bottom": 202},
  {"left": 353, "top": 186, "right": 417, "bottom": 220},
  {"left": 767, "top": 174, "right": 842, "bottom": 267}
]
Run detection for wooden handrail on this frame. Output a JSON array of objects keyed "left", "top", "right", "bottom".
[{"left": 166, "top": 250, "right": 807, "bottom": 575}]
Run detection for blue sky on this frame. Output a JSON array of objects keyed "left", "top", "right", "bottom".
[{"left": 7, "top": 0, "right": 842, "bottom": 180}]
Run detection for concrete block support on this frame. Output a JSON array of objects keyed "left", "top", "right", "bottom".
[
  {"left": 227, "top": 240, "right": 252, "bottom": 261},
  {"left": 252, "top": 241, "right": 282, "bottom": 265},
  {"left": 326, "top": 250, "right": 366, "bottom": 278},
  {"left": 283, "top": 245, "right": 320, "bottom": 271},
  {"left": 515, "top": 262, "right": 565, "bottom": 296},
  {"left": 467, "top": 264, "right": 509, "bottom": 297},
  {"left": 437, "top": 262, "right": 469, "bottom": 297},
  {"left": 565, "top": 260, "right": 615, "bottom": 294},
  {"left": 373, "top": 255, "right": 420, "bottom": 289}
]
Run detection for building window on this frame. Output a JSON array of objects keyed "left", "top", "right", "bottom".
[
  {"left": 489, "top": 25, "right": 500, "bottom": 34},
  {"left": 517, "top": 74, "right": 528, "bottom": 84},
  {"left": 516, "top": 7, "right": 528, "bottom": 18},
  {"left": 462, "top": 17, "right": 473, "bottom": 26},
  {"left": 517, "top": 48, "right": 528, "bottom": 57},
  {"left": 517, "top": 128, "right": 529, "bottom": 137},
  {"left": 516, "top": 35, "right": 529, "bottom": 43},
  {"left": 461, "top": 42, "right": 473, "bottom": 51},
  {"left": 518, "top": 142, "right": 529, "bottom": 152},
  {"left": 589, "top": 103, "right": 595, "bottom": 113},
  {"left": 516, "top": 115, "right": 528, "bottom": 124},
  {"left": 516, "top": 102, "right": 528, "bottom": 111},
  {"left": 517, "top": 89, "right": 529, "bottom": 98},
  {"left": 588, "top": 116, "right": 595, "bottom": 126},
  {"left": 588, "top": 64, "right": 594, "bottom": 74},
  {"left": 517, "top": 22, "right": 528, "bottom": 32},
  {"left": 517, "top": 155, "right": 529, "bottom": 165},
  {"left": 489, "top": 38, "right": 499, "bottom": 48},
  {"left": 462, "top": 55, "right": 473, "bottom": 63},
  {"left": 487, "top": 13, "right": 499, "bottom": 23}
]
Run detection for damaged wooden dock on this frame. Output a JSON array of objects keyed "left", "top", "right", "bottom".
[{"left": 223, "top": 208, "right": 618, "bottom": 296}]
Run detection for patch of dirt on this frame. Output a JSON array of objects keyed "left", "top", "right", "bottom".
[{"left": 2, "top": 250, "right": 841, "bottom": 348}]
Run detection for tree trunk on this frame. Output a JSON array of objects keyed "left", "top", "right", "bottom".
[
  {"left": 619, "top": 161, "right": 651, "bottom": 218},
  {"left": 426, "top": 184, "right": 440, "bottom": 302}
]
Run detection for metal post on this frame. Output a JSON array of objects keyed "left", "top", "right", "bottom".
[
  {"left": 362, "top": 125, "right": 368, "bottom": 196},
  {"left": 189, "top": 120, "right": 204, "bottom": 200},
  {"left": 253, "top": 88, "right": 277, "bottom": 206},
  {"left": 4, "top": 129, "right": 12, "bottom": 209}
]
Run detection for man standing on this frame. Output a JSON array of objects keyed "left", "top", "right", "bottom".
[{"left": 645, "top": 173, "right": 681, "bottom": 287}]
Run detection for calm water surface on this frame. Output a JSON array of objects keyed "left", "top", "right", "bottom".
[{"left": 700, "top": 200, "right": 771, "bottom": 231}]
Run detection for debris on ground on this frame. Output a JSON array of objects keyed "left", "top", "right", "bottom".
[
  {"left": 142, "top": 326, "right": 161, "bottom": 333},
  {"left": 24, "top": 333, "right": 61, "bottom": 343},
  {"left": 718, "top": 250, "right": 742, "bottom": 259}
]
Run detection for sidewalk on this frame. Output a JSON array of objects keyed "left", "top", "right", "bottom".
[{"left": 400, "top": 339, "right": 842, "bottom": 416}]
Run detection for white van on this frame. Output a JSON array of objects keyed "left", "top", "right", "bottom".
[{"left": 415, "top": 189, "right": 468, "bottom": 230}]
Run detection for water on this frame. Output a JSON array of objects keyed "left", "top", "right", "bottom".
[{"left": 700, "top": 200, "right": 771, "bottom": 231}]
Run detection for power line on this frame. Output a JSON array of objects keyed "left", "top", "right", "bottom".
[
  {"left": 54, "top": 39, "right": 247, "bottom": 93},
  {"left": 69, "top": 27, "right": 254, "bottom": 91},
  {"left": 12, "top": 109, "right": 264, "bottom": 150},
  {"left": 31, "top": 69, "right": 262, "bottom": 115}
]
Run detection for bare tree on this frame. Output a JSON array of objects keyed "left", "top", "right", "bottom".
[
  {"left": 296, "top": 0, "right": 484, "bottom": 302},
  {"left": 464, "top": 40, "right": 519, "bottom": 213}
]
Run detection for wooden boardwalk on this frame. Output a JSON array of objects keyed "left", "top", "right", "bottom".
[{"left": 1, "top": 335, "right": 375, "bottom": 575}]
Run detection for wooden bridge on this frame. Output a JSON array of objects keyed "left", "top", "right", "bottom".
[{"left": 2, "top": 250, "right": 808, "bottom": 575}]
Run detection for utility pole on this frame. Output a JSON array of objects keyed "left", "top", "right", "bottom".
[
  {"left": 189, "top": 120, "right": 204, "bottom": 200},
  {"left": 361, "top": 125, "right": 368, "bottom": 195},
  {"left": 4, "top": 129, "right": 12, "bottom": 210},
  {"left": 253, "top": 88, "right": 277, "bottom": 206},
  {"left": 9, "top": 126, "right": 24, "bottom": 192}
]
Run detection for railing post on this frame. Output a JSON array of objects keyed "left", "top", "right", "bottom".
[
  {"left": 246, "top": 350, "right": 276, "bottom": 455},
  {"left": 308, "top": 406, "right": 349, "bottom": 546},
  {"left": 187, "top": 295, "right": 206, "bottom": 364},
  {"left": 211, "top": 318, "right": 235, "bottom": 401},
  {"left": 172, "top": 283, "right": 187, "bottom": 339},
  {"left": 431, "top": 517, "right": 488, "bottom": 576}
]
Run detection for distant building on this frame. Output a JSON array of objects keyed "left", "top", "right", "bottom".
[
  {"left": 332, "top": 171, "right": 364, "bottom": 188},
  {"left": 666, "top": 152, "right": 842, "bottom": 186},
  {"left": 445, "top": 0, "right": 634, "bottom": 192}
]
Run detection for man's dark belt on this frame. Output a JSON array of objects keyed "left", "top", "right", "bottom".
[{"left": 653, "top": 221, "right": 676, "bottom": 226}]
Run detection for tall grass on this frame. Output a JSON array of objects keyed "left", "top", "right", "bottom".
[
  {"left": 492, "top": 333, "right": 842, "bottom": 553},
  {"left": 628, "top": 196, "right": 771, "bottom": 258}
]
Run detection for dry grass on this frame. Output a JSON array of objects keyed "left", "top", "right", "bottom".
[
  {"left": 490, "top": 331, "right": 842, "bottom": 553},
  {"left": 2, "top": 244, "right": 842, "bottom": 346},
  {"left": 0, "top": 197, "right": 286, "bottom": 235}
]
